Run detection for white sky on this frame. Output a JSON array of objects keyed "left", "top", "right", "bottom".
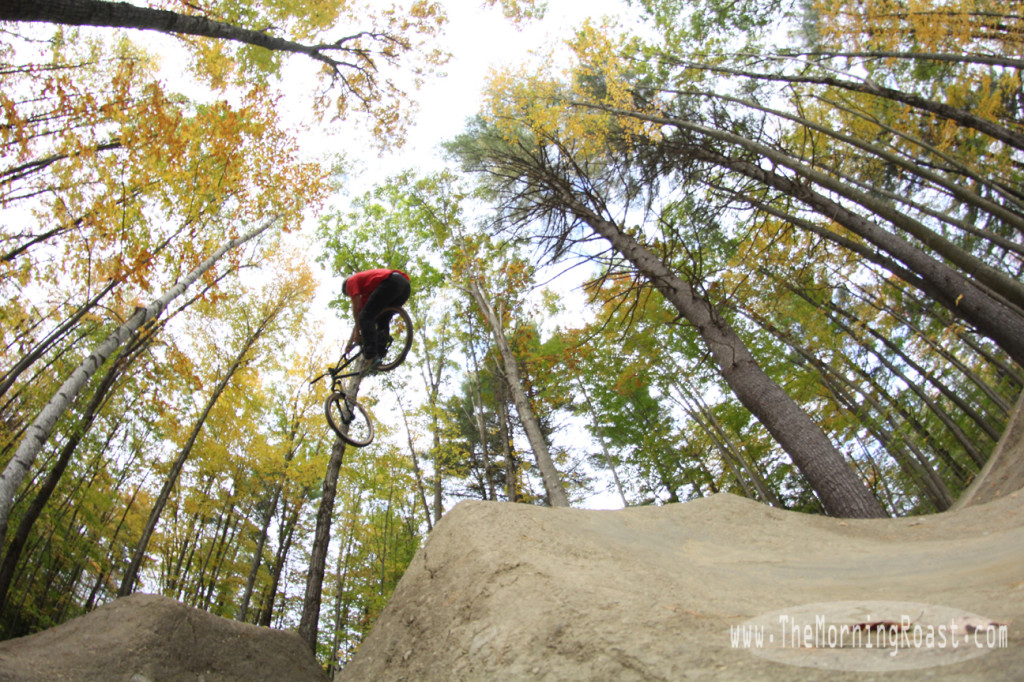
[
  {"left": 329, "top": 0, "right": 635, "bottom": 192},
  {"left": 323, "top": 0, "right": 639, "bottom": 510}
]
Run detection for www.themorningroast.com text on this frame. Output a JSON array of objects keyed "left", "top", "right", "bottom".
[{"left": 730, "top": 614, "right": 1008, "bottom": 656}]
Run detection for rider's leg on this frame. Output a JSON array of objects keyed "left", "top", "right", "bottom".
[
  {"left": 359, "top": 273, "right": 410, "bottom": 358},
  {"left": 356, "top": 308, "right": 379, "bottom": 359},
  {"left": 374, "top": 277, "right": 411, "bottom": 356}
]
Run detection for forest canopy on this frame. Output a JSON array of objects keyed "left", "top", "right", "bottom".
[{"left": 1, "top": 0, "right": 1021, "bottom": 670}]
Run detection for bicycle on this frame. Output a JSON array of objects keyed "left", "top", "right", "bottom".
[{"left": 311, "top": 306, "right": 413, "bottom": 448}]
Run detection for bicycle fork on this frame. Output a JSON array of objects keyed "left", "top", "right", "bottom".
[{"left": 334, "top": 389, "right": 357, "bottom": 425}]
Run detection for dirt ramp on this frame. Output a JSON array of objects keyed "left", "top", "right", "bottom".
[
  {"left": 955, "top": 394, "right": 1024, "bottom": 509},
  {"left": 338, "top": 493, "right": 1023, "bottom": 681},
  {"left": 0, "top": 593, "right": 328, "bottom": 682}
]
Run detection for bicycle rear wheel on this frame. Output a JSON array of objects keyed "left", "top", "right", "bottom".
[
  {"left": 324, "top": 392, "right": 374, "bottom": 447},
  {"left": 375, "top": 306, "right": 413, "bottom": 372}
]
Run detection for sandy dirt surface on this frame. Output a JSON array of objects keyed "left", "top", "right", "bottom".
[
  {"left": 338, "top": 398, "right": 1024, "bottom": 680},
  {"left": 0, "top": 593, "right": 328, "bottom": 682},
  {"left": 336, "top": 492, "right": 1022, "bottom": 681},
  {"left": 0, "top": 398, "right": 1021, "bottom": 681},
  {"left": 953, "top": 396, "right": 1024, "bottom": 509}
]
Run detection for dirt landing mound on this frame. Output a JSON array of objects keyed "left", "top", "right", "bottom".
[
  {"left": 0, "top": 593, "right": 328, "bottom": 682},
  {"left": 954, "top": 395, "right": 1024, "bottom": 509},
  {"left": 338, "top": 492, "right": 1023, "bottom": 681}
]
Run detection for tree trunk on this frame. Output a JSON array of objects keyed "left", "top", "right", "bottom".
[
  {"left": 685, "top": 143, "right": 1024, "bottom": 364},
  {"left": 0, "top": 336, "right": 137, "bottom": 610},
  {"left": 326, "top": 513, "right": 360, "bottom": 678},
  {"left": 0, "top": 280, "right": 118, "bottom": 402},
  {"left": 766, "top": 315, "right": 956, "bottom": 511},
  {"left": 237, "top": 487, "right": 280, "bottom": 622},
  {"left": 691, "top": 87, "right": 1024, "bottom": 239},
  {"left": 118, "top": 285, "right": 286, "bottom": 597},
  {"left": 84, "top": 481, "right": 143, "bottom": 611},
  {"left": 863, "top": 285, "right": 1014, "bottom": 418},
  {"left": 416, "top": 324, "right": 450, "bottom": 525},
  {"left": 773, "top": 283, "right": 996, "bottom": 465},
  {"left": 258, "top": 499, "right": 302, "bottom": 627},
  {"left": 494, "top": 378, "right": 519, "bottom": 503},
  {"left": 574, "top": 378, "right": 629, "bottom": 508},
  {"left": 200, "top": 505, "right": 239, "bottom": 610},
  {"left": 470, "top": 371, "right": 498, "bottom": 501},
  {"left": 820, "top": 364, "right": 954, "bottom": 511},
  {"left": 298, "top": 361, "right": 368, "bottom": 651},
  {"left": 394, "top": 393, "right": 433, "bottom": 532},
  {"left": 237, "top": 418, "right": 300, "bottom": 622},
  {"left": 298, "top": 437, "right": 345, "bottom": 651},
  {"left": 581, "top": 101, "right": 1024, "bottom": 363},
  {"left": 573, "top": 207, "right": 885, "bottom": 518},
  {"left": 2, "top": 0, "right": 358, "bottom": 71},
  {"left": 466, "top": 281, "right": 570, "bottom": 507},
  {"left": 589, "top": 100, "right": 1024, "bottom": 307},
  {"left": 0, "top": 216, "right": 280, "bottom": 547}
]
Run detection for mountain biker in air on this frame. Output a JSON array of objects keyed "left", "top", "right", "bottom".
[{"left": 342, "top": 268, "right": 411, "bottom": 363}]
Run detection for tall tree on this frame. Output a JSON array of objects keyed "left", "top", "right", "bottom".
[
  {"left": 451, "top": 112, "right": 885, "bottom": 517},
  {"left": 0, "top": 216, "right": 281, "bottom": 545},
  {"left": 117, "top": 255, "right": 309, "bottom": 595},
  {"left": 465, "top": 281, "right": 570, "bottom": 507}
]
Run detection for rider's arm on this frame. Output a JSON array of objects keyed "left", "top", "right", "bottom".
[
  {"left": 350, "top": 292, "right": 366, "bottom": 318},
  {"left": 344, "top": 293, "right": 366, "bottom": 352},
  {"left": 345, "top": 326, "right": 360, "bottom": 352}
]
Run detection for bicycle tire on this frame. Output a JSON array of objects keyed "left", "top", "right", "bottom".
[
  {"left": 324, "top": 392, "right": 374, "bottom": 447},
  {"left": 374, "top": 306, "right": 413, "bottom": 372}
]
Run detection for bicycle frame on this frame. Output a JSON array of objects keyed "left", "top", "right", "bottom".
[
  {"left": 312, "top": 306, "right": 411, "bottom": 447},
  {"left": 310, "top": 345, "right": 368, "bottom": 392},
  {"left": 327, "top": 349, "right": 364, "bottom": 391},
  {"left": 307, "top": 350, "right": 362, "bottom": 428}
]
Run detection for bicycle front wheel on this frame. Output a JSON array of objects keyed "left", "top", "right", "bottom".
[
  {"left": 375, "top": 306, "right": 413, "bottom": 372},
  {"left": 325, "top": 392, "right": 374, "bottom": 447}
]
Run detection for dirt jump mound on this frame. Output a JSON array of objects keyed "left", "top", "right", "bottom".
[
  {"left": 336, "top": 398, "right": 1024, "bottom": 681},
  {"left": 0, "top": 593, "right": 328, "bottom": 682},
  {"left": 336, "top": 492, "right": 1022, "bottom": 681}
]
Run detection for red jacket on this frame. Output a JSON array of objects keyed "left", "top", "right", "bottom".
[{"left": 343, "top": 269, "right": 409, "bottom": 298}]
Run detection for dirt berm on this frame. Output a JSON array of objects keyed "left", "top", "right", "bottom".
[
  {"left": 338, "top": 397, "right": 1024, "bottom": 681},
  {"left": 0, "top": 397, "right": 1022, "bottom": 680},
  {"left": 0, "top": 592, "right": 329, "bottom": 681}
]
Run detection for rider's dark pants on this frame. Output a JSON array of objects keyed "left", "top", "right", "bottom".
[{"left": 358, "top": 272, "right": 410, "bottom": 358}]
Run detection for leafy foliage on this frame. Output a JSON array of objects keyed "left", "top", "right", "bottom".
[{"left": 2, "top": 0, "right": 1023, "bottom": 668}]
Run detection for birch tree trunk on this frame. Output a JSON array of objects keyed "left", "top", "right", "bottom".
[
  {"left": 0, "top": 337, "right": 134, "bottom": 610},
  {"left": 466, "top": 281, "right": 570, "bottom": 507},
  {"left": 0, "top": 281, "right": 117, "bottom": 402},
  {"left": 0, "top": 216, "right": 280, "bottom": 545},
  {"left": 118, "top": 292, "right": 286, "bottom": 596}
]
